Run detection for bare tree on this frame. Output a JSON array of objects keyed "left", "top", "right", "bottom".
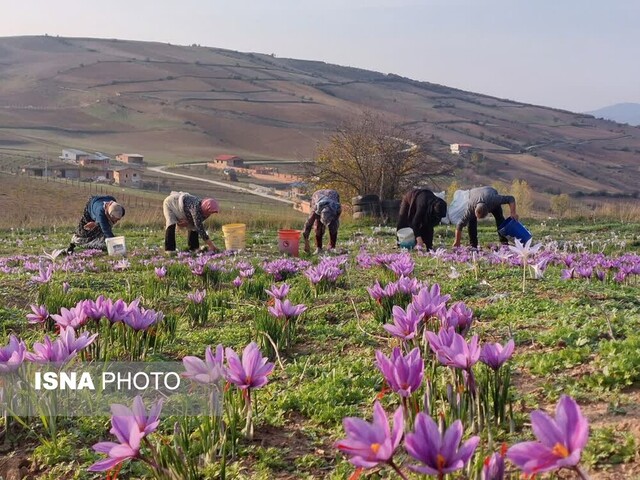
[{"left": 307, "top": 112, "right": 452, "bottom": 200}]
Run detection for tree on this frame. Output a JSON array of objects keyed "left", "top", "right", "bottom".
[
  {"left": 446, "top": 180, "right": 460, "bottom": 203},
  {"left": 510, "top": 179, "right": 534, "bottom": 217},
  {"left": 550, "top": 193, "right": 571, "bottom": 218},
  {"left": 308, "top": 112, "right": 452, "bottom": 200}
]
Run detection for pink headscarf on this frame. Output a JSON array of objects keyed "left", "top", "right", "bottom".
[{"left": 200, "top": 197, "right": 220, "bottom": 217}]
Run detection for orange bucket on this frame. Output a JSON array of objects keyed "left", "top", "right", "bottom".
[{"left": 278, "top": 229, "right": 301, "bottom": 257}]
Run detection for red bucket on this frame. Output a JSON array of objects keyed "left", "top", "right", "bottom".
[{"left": 278, "top": 229, "right": 301, "bottom": 257}]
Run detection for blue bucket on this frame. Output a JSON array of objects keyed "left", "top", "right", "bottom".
[{"left": 498, "top": 217, "right": 532, "bottom": 244}]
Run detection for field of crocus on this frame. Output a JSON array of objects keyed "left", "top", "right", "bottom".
[{"left": 1, "top": 219, "right": 639, "bottom": 479}]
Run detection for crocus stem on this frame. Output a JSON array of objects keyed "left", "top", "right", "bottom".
[
  {"left": 388, "top": 460, "right": 409, "bottom": 480},
  {"left": 574, "top": 465, "right": 592, "bottom": 480},
  {"left": 244, "top": 389, "right": 254, "bottom": 440}
]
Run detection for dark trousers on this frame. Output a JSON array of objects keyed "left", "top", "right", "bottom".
[
  {"left": 417, "top": 225, "right": 435, "bottom": 250},
  {"left": 467, "top": 207, "right": 508, "bottom": 248},
  {"left": 165, "top": 225, "right": 200, "bottom": 251}
]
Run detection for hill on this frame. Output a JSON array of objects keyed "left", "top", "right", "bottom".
[
  {"left": 1, "top": 35, "right": 640, "bottom": 198},
  {"left": 586, "top": 103, "right": 640, "bottom": 127}
]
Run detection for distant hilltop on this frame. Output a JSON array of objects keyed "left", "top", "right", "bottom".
[
  {"left": 0, "top": 35, "right": 639, "bottom": 197},
  {"left": 586, "top": 103, "right": 640, "bottom": 126}
]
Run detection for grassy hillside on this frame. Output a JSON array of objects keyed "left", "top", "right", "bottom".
[{"left": 1, "top": 35, "right": 639, "bottom": 198}]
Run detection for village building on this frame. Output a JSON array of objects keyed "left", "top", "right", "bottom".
[
  {"left": 113, "top": 166, "right": 142, "bottom": 187},
  {"left": 211, "top": 154, "right": 245, "bottom": 168},
  {"left": 450, "top": 143, "right": 473, "bottom": 155},
  {"left": 115, "top": 153, "right": 145, "bottom": 165}
]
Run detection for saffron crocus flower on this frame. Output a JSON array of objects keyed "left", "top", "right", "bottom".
[
  {"left": 383, "top": 304, "right": 421, "bottom": 340},
  {"left": 225, "top": 342, "right": 274, "bottom": 390},
  {"left": 367, "top": 281, "right": 386, "bottom": 302},
  {"left": 89, "top": 415, "right": 143, "bottom": 471},
  {"left": 187, "top": 289, "right": 206, "bottom": 304},
  {"left": 60, "top": 326, "right": 98, "bottom": 353},
  {"left": 51, "top": 304, "right": 89, "bottom": 329},
  {"left": 265, "top": 283, "right": 290, "bottom": 300},
  {"left": 507, "top": 395, "right": 589, "bottom": 475},
  {"left": 123, "top": 307, "right": 163, "bottom": 331},
  {"left": 480, "top": 339, "right": 515, "bottom": 370},
  {"left": 267, "top": 299, "right": 307, "bottom": 319},
  {"left": 62, "top": 281, "right": 71, "bottom": 294},
  {"left": 335, "top": 401, "right": 404, "bottom": 468},
  {"left": 232, "top": 276, "right": 243, "bottom": 288},
  {"left": 26, "top": 304, "right": 49, "bottom": 324},
  {"left": 183, "top": 345, "right": 225, "bottom": 384},
  {"left": 375, "top": 347, "right": 424, "bottom": 398},
  {"left": 482, "top": 447, "right": 506, "bottom": 480},
  {"left": 31, "top": 262, "right": 54, "bottom": 283},
  {"left": 508, "top": 238, "right": 543, "bottom": 261},
  {"left": 435, "top": 333, "right": 481, "bottom": 371},
  {"left": 0, "top": 335, "right": 27, "bottom": 373},
  {"left": 442, "top": 301, "right": 474, "bottom": 335},
  {"left": 412, "top": 283, "right": 450, "bottom": 319},
  {"left": 89, "top": 395, "right": 162, "bottom": 472},
  {"left": 155, "top": 266, "right": 167, "bottom": 278},
  {"left": 405, "top": 414, "right": 479, "bottom": 476},
  {"left": 425, "top": 327, "right": 457, "bottom": 354},
  {"left": 110, "top": 395, "right": 163, "bottom": 436}
]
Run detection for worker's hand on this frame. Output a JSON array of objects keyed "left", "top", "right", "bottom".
[
  {"left": 511, "top": 213, "right": 519, "bottom": 221},
  {"left": 207, "top": 240, "right": 221, "bottom": 253},
  {"left": 452, "top": 241, "right": 461, "bottom": 248},
  {"left": 416, "top": 237, "right": 425, "bottom": 247},
  {"left": 177, "top": 220, "right": 189, "bottom": 228},
  {"left": 304, "top": 238, "right": 311, "bottom": 254},
  {"left": 84, "top": 221, "right": 98, "bottom": 231}
]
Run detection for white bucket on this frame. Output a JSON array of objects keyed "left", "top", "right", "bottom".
[
  {"left": 397, "top": 228, "right": 415, "bottom": 245},
  {"left": 105, "top": 236, "right": 127, "bottom": 256}
]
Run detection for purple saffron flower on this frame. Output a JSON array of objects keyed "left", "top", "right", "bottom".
[
  {"left": 412, "top": 283, "right": 451, "bottom": 319},
  {"left": 187, "top": 289, "right": 207, "bottom": 304},
  {"left": 335, "top": 401, "right": 404, "bottom": 468},
  {"left": 442, "top": 301, "right": 474, "bottom": 335},
  {"left": 375, "top": 347, "right": 424, "bottom": 398},
  {"left": 183, "top": 345, "right": 225, "bottom": 384},
  {"left": 89, "top": 396, "right": 162, "bottom": 472},
  {"left": 225, "top": 342, "right": 274, "bottom": 390},
  {"left": 435, "top": 333, "right": 481, "bottom": 371},
  {"left": 561, "top": 268, "right": 575, "bottom": 280},
  {"left": 110, "top": 395, "right": 163, "bottom": 436},
  {"left": 0, "top": 335, "right": 27, "bottom": 373},
  {"left": 62, "top": 281, "right": 71, "bottom": 294},
  {"left": 31, "top": 262, "right": 54, "bottom": 283},
  {"left": 89, "top": 415, "right": 143, "bottom": 471},
  {"left": 232, "top": 276, "right": 243, "bottom": 288},
  {"left": 367, "top": 281, "right": 386, "bottom": 302},
  {"left": 482, "top": 447, "right": 506, "bottom": 480},
  {"left": 155, "top": 266, "right": 167, "bottom": 278},
  {"left": 388, "top": 255, "right": 415, "bottom": 278},
  {"left": 26, "top": 304, "right": 49, "bottom": 324},
  {"left": 480, "top": 339, "right": 515, "bottom": 370},
  {"left": 123, "top": 307, "right": 163, "bottom": 331},
  {"left": 51, "top": 304, "right": 89, "bottom": 329},
  {"left": 425, "top": 327, "right": 457, "bottom": 354},
  {"left": 405, "top": 414, "right": 479, "bottom": 476},
  {"left": 383, "top": 304, "right": 421, "bottom": 340},
  {"left": 265, "top": 283, "right": 290, "bottom": 300},
  {"left": 267, "top": 299, "right": 307, "bottom": 319},
  {"left": 60, "top": 326, "right": 98, "bottom": 353},
  {"left": 507, "top": 395, "right": 589, "bottom": 475}
]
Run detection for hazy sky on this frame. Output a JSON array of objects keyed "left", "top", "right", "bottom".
[{"left": 2, "top": 0, "right": 638, "bottom": 112}]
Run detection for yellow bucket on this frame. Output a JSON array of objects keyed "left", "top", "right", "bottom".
[{"left": 222, "top": 223, "right": 246, "bottom": 251}]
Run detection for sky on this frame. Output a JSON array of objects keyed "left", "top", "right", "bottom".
[{"left": 1, "top": 0, "right": 639, "bottom": 113}]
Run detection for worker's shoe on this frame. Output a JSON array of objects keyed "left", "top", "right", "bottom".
[{"left": 65, "top": 243, "right": 76, "bottom": 255}]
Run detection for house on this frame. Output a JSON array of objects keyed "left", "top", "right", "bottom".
[
  {"left": 60, "top": 148, "right": 90, "bottom": 162},
  {"left": 115, "top": 153, "right": 144, "bottom": 165},
  {"left": 79, "top": 153, "right": 110, "bottom": 167},
  {"left": 450, "top": 143, "right": 473, "bottom": 155},
  {"left": 113, "top": 166, "right": 142, "bottom": 187},
  {"left": 212, "top": 154, "right": 245, "bottom": 167}
]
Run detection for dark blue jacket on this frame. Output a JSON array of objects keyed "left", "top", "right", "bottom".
[{"left": 88, "top": 195, "right": 117, "bottom": 238}]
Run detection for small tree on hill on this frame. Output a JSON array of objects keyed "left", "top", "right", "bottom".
[
  {"left": 308, "top": 112, "right": 452, "bottom": 200},
  {"left": 550, "top": 193, "right": 571, "bottom": 218},
  {"left": 510, "top": 179, "right": 534, "bottom": 217}
]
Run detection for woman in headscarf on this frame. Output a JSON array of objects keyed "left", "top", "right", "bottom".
[
  {"left": 303, "top": 189, "right": 342, "bottom": 254},
  {"left": 396, "top": 188, "right": 447, "bottom": 250},
  {"left": 67, "top": 195, "right": 125, "bottom": 253},
  {"left": 163, "top": 191, "right": 220, "bottom": 252}
]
